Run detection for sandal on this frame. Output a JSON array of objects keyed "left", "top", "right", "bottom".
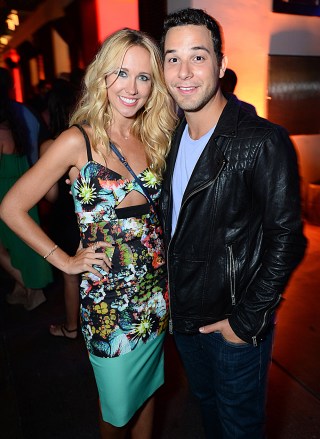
[{"left": 49, "top": 324, "right": 78, "bottom": 340}]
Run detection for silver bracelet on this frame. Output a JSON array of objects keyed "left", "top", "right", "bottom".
[{"left": 43, "top": 244, "right": 58, "bottom": 259}]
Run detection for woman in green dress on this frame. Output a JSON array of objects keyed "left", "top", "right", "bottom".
[{"left": 0, "top": 67, "right": 53, "bottom": 310}]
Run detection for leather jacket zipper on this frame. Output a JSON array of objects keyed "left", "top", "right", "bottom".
[
  {"left": 252, "top": 293, "right": 282, "bottom": 346},
  {"left": 227, "top": 244, "right": 236, "bottom": 306},
  {"left": 167, "top": 246, "right": 173, "bottom": 334},
  {"left": 165, "top": 189, "right": 174, "bottom": 334},
  {"left": 165, "top": 159, "right": 226, "bottom": 335},
  {"left": 166, "top": 229, "right": 174, "bottom": 335},
  {"left": 179, "top": 162, "right": 226, "bottom": 212}
]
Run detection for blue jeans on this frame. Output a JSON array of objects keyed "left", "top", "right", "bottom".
[{"left": 174, "top": 328, "right": 274, "bottom": 439}]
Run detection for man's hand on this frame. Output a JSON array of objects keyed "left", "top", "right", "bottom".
[{"left": 199, "top": 318, "right": 246, "bottom": 344}]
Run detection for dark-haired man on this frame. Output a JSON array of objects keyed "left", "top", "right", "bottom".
[{"left": 160, "top": 8, "right": 306, "bottom": 439}]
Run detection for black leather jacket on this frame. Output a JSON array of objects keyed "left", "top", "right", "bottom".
[{"left": 160, "top": 95, "right": 307, "bottom": 345}]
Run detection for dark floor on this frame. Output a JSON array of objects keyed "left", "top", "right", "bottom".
[{"left": 1, "top": 222, "right": 319, "bottom": 439}]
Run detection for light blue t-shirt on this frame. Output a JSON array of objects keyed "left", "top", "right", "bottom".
[{"left": 171, "top": 124, "right": 216, "bottom": 236}]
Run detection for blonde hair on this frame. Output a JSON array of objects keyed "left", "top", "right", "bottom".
[{"left": 70, "top": 28, "right": 177, "bottom": 178}]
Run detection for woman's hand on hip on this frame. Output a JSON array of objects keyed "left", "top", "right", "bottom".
[{"left": 65, "top": 241, "right": 113, "bottom": 278}]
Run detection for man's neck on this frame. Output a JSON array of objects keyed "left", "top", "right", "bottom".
[{"left": 185, "top": 92, "right": 227, "bottom": 140}]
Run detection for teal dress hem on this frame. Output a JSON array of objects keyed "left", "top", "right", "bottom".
[{"left": 89, "top": 332, "right": 165, "bottom": 426}]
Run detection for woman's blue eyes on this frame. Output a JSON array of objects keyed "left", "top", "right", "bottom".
[
  {"left": 118, "top": 70, "right": 127, "bottom": 77},
  {"left": 117, "top": 70, "right": 150, "bottom": 81},
  {"left": 139, "top": 75, "right": 150, "bottom": 81}
]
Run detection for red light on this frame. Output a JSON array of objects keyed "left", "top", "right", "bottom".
[
  {"left": 95, "top": 0, "right": 139, "bottom": 42},
  {"left": 7, "top": 49, "right": 22, "bottom": 102}
]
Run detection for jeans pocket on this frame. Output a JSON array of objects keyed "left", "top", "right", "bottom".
[{"left": 217, "top": 331, "right": 249, "bottom": 348}]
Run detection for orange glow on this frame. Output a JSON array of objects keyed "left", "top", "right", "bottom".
[
  {"left": 7, "top": 49, "right": 22, "bottom": 102},
  {"left": 29, "top": 58, "right": 39, "bottom": 87},
  {"left": 12, "top": 68, "right": 22, "bottom": 102},
  {"left": 10, "top": 50, "right": 19, "bottom": 63},
  {"left": 95, "top": 0, "right": 139, "bottom": 43},
  {"left": 37, "top": 54, "right": 45, "bottom": 80}
]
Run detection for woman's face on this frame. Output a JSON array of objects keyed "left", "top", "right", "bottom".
[{"left": 106, "top": 45, "right": 153, "bottom": 120}]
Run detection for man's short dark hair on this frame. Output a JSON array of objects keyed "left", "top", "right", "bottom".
[{"left": 161, "top": 8, "right": 224, "bottom": 66}]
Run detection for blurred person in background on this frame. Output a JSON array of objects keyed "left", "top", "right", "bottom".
[
  {"left": 27, "top": 78, "right": 51, "bottom": 127},
  {"left": 40, "top": 78, "right": 81, "bottom": 339},
  {"left": 0, "top": 67, "right": 53, "bottom": 310},
  {"left": 220, "top": 67, "right": 257, "bottom": 115}
]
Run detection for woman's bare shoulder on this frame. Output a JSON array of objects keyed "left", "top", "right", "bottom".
[{"left": 60, "top": 124, "right": 94, "bottom": 148}]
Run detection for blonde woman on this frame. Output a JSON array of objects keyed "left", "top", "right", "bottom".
[{"left": 0, "top": 29, "right": 176, "bottom": 438}]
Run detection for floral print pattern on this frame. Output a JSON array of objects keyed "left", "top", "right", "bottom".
[{"left": 71, "top": 161, "right": 168, "bottom": 358}]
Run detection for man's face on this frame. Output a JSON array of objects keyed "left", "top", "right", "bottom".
[{"left": 163, "top": 25, "right": 226, "bottom": 113}]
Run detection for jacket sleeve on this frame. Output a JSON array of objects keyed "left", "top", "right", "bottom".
[{"left": 228, "top": 125, "right": 307, "bottom": 345}]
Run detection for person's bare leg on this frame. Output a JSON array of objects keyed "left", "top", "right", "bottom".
[
  {"left": 0, "top": 242, "right": 28, "bottom": 305},
  {"left": 0, "top": 242, "right": 46, "bottom": 311},
  {"left": 12, "top": 281, "right": 26, "bottom": 294},
  {"left": 50, "top": 273, "right": 79, "bottom": 338},
  {"left": 0, "top": 242, "right": 25, "bottom": 287},
  {"left": 63, "top": 273, "right": 80, "bottom": 330},
  {"left": 99, "top": 411, "right": 128, "bottom": 439},
  {"left": 131, "top": 396, "right": 155, "bottom": 439}
]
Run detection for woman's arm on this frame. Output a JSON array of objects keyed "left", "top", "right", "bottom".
[
  {"left": 40, "top": 138, "right": 59, "bottom": 203},
  {"left": 0, "top": 126, "right": 111, "bottom": 277}
]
